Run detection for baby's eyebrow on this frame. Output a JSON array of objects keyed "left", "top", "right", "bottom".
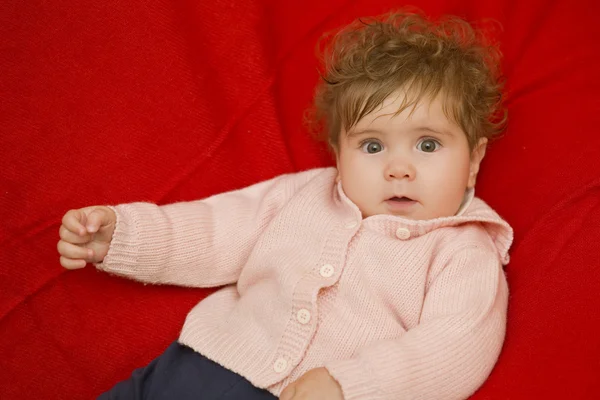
[
  {"left": 413, "top": 126, "right": 454, "bottom": 136},
  {"left": 346, "top": 128, "right": 385, "bottom": 137},
  {"left": 347, "top": 126, "right": 453, "bottom": 137}
]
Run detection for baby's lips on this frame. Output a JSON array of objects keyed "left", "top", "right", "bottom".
[{"left": 388, "top": 196, "right": 414, "bottom": 201}]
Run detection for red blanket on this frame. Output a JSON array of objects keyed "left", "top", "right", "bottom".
[{"left": 2, "top": 0, "right": 600, "bottom": 398}]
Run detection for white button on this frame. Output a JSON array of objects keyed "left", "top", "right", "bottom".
[
  {"left": 296, "top": 309, "right": 311, "bottom": 324},
  {"left": 395, "top": 227, "right": 411, "bottom": 240},
  {"left": 273, "top": 357, "right": 288, "bottom": 373},
  {"left": 319, "top": 264, "right": 335, "bottom": 278},
  {"left": 344, "top": 220, "right": 357, "bottom": 229}
]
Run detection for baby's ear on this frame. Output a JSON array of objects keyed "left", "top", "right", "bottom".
[
  {"left": 468, "top": 138, "right": 488, "bottom": 188},
  {"left": 335, "top": 172, "right": 341, "bottom": 183},
  {"left": 333, "top": 148, "right": 342, "bottom": 184}
]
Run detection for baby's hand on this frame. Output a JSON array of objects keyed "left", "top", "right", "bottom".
[
  {"left": 57, "top": 206, "right": 116, "bottom": 269},
  {"left": 279, "top": 367, "right": 344, "bottom": 400}
]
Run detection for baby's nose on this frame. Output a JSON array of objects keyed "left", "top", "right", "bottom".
[{"left": 385, "top": 160, "right": 416, "bottom": 180}]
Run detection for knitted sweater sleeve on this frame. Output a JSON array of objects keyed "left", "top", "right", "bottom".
[
  {"left": 325, "top": 246, "right": 509, "bottom": 400},
  {"left": 95, "top": 169, "right": 322, "bottom": 287}
]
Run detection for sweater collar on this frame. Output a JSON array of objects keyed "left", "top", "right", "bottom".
[{"left": 334, "top": 181, "right": 513, "bottom": 265}]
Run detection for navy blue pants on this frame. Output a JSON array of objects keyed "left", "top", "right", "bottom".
[{"left": 99, "top": 342, "right": 278, "bottom": 400}]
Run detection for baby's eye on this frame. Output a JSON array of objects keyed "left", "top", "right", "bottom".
[
  {"left": 417, "top": 139, "right": 441, "bottom": 153},
  {"left": 360, "top": 140, "right": 384, "bottom": 154}
]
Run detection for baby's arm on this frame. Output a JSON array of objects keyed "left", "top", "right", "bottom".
[
  {"left": 92, "top": 169, "right": 323, "bottom": 287},
  {"left": 325, "top": 246, "right": 508, "bottom": 400}
]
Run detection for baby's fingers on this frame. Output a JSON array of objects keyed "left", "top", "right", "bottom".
[
  {"left": 59, "top": 225, "right": 91, "bottom": 244},
  {"left": 62, "top": 209, "right": 87, "bottom": 236},
  {"left": 60, "top": 256, "right": 87, "bottom": 270},
  {"left": 85, "top": 207, "right": 113, "bottom": 233},
  {"left": 57, "top": 240, "right": 93, "bottom": 261}
]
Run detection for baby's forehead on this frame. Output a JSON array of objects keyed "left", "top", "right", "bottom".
[{"left": 350, "top": 90, "right": 460, "bottom": 130}]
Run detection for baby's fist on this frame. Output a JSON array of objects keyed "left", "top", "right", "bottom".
[
  {"left": 57, "top": 206, "right": 116, "bottom": 269},
  {"left": 279, "top": 367, "right": 344, "bottom": 400}
]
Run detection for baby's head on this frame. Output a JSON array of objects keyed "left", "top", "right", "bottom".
[{"left": 311, "top": 10, "right": 506, "bottom": 220}]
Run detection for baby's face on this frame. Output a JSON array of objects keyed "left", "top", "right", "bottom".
[{"left": 336, "top": 91, "right": 486, "bottom": 220}]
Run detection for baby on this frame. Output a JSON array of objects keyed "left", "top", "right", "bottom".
[{"left": 58, "top": 10, "right": 513, "bottom": 400}]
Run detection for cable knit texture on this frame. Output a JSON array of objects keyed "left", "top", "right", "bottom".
[{"left": 96, "top": 167, "right": 513, "bottom": 399}]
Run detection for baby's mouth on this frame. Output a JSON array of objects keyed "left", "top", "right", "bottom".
[
  {"left": 388, "top": 196, "right": 414, "bottom": 202},
  {"left": 385, "top": 196, "right": 418, "bottom": 211}
]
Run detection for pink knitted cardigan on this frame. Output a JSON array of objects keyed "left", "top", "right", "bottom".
[{"left": 97, "top": 167, "right": 513, "bottom": 399}]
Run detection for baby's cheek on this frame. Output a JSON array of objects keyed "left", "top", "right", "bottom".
[{"left": 433, "top": 188, "right": 465, "bottom": 218}]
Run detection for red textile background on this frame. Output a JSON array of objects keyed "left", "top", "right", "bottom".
[{"left": 2, "top": 0, "right": 600, "bottom": 398}]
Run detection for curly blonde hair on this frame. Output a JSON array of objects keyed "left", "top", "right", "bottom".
[{"left": 309, "top": 9, "right": 507, "bottom": 153}]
